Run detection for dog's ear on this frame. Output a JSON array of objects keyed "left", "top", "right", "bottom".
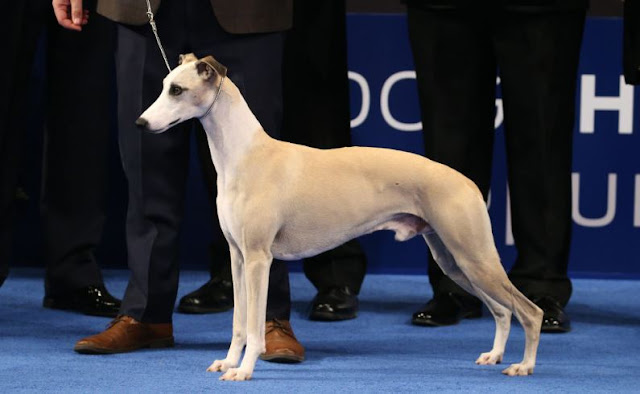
[
  {"left": 196, "top": 56, "right": 228, "bottom": 82},
  {"left": 178, "top": 53, "right": 198, "bottom": 65}
]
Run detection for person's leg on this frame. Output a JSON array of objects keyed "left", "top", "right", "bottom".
[
  {"left": 116, "top": 18, "right": 192, "bottom": 324},
  {"left": 281, "top": 0, "right": 352, "bottom": 149},
  {"left": 186, "top": 0, "right": 301, "bottom": 361},
  {"left": 303, "top": 241, "right": 367, "bottom": 294},
  {"left": 0, "top": 0, "right": 47, "bottom": 287},
  {"left": 281, "top": 0, "right": 367, "bottom": 321},
  {"left": 407, "top": 6, "right": 496, "bottom": 325},
  {"left": 303, "top": 240, "right": 366, "bottom": 320},
  {"left": 495, "top": 8, "right": 586, "bottom": 332},
  {"left": 74, "top": 0, "right": 199, "bottom": 354},
  {"left": 179, "top": 2, "right": 293, "bottom": 320},
  {"left": 41, "top": 1, "right": 120, "bottom": 316}
]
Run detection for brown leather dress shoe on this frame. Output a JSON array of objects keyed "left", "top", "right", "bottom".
[
  {"left": 260, "top": 319, "right": 305, "bottom": 363},
  {"left": 74, "top": 315, "right": 174, "bottom": 354}
]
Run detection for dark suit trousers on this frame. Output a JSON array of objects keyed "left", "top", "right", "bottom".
[
  {"left": 408, "top": 6, "right": 586, "bottom": 306},
  {"left": 116, "top": 0, "right": 290, "bottom": 323},
  {"left": 285, "top": 0, "right": 367, "bottom": 294},
  {"left": 0, "top": 1, "right": 35, "bottom": 287},
  {"left": 0, "top": 0, "right": 112, "bottom": 292}
]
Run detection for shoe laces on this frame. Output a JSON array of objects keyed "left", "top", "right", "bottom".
[
  {"left": 266, "top": 318, "right": 293, "bottom": 337},
  {"left": 106, "top": 315, "right": 132, "bottom": 329}
]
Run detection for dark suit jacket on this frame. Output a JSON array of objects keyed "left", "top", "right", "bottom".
[
  {"left": 96, "top": 0, "right": 292, "bottom": 34},
  {"left": 624, "top": 0, "right": 640, "bottom": 84}
]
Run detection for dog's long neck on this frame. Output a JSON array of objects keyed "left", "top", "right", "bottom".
[{"left": 199, "top": 80, "right": 271, "bottom": 182}]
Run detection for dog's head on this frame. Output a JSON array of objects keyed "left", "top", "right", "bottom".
[{"left": 136, "top": 53, "right": 228, "bottom": 134}]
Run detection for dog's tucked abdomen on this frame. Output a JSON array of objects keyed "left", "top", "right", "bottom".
[
  {"left": 374, "top": 213, "right": 432, "bottom": 241},
  {"left": 271, "top": 212, "right": 432, "bottom": 260}
]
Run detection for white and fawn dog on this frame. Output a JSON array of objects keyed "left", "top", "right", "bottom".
[{"left": 137, "top": 53, "right": 543, "bottom": 381}]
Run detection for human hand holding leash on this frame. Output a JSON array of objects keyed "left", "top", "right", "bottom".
[{"left": 52, "top": 0, "right": 89, "bottom": 31}]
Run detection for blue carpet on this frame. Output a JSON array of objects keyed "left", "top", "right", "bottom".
[{"left": 1, "top": 269, "right": 639, "bottom": 393}]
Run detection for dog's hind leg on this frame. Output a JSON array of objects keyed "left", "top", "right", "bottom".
[
  {"left": 497, "top": 285, "right": 542, "bottom": 376},
  {"left": 220, "top": 248, "right": 272, "bottom": 381},
  {"left": 443, "top": 242, "right": 542, "bottom": 375},
  {"left": 426, "top": 189, "right": 543, "bottom": 375},
  {"left": 424, "top": 232, "right": 478, "bottom": 297},
  {"left": 470, "top": 276, "right": 541, "bottom": 376},
  {"left": 208, "top": 244, "right": 246, "bottom": 373},
  {"left": 473, "top": 288, "right": 511, "bottom": 365},
  {"left": 423, "top": 233, "right": 512, "bottom": 365}
]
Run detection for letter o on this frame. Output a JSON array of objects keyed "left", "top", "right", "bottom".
[
  {"left": 348, "top": 71, "right": 370, "bottom": 128},
  {"left": 380, "top": 71, "right": 422, "bottom": 132}
]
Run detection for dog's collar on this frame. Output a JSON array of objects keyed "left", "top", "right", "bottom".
[{"left": 200, "top": 75, "right": 225, "bottom": 119}]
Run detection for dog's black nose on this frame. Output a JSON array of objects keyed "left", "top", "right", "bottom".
[{"left": 135, "top": 117, "right": 149, "bottom": 129}]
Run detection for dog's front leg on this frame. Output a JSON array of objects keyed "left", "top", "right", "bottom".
[
  {"left": 220, "top": 250, "right": 272, "bottom": 381},
  {"left": 208, "top": 245, "right": 246, "bottom": 373}
]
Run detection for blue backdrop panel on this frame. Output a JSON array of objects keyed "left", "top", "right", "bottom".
[{"left": 346, "top": 15, "right": 640, "bottom": 277}]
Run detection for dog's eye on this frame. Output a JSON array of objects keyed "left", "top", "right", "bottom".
[{"left": 169, "top": 85, "right": 183, "bottom": 96}]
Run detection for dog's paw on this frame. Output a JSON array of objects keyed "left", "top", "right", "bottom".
[
  {"left": 219, "top": 367, "right": 252, "bottom": 381},
  {"left": 501, "top": 363, "right": 534, "bottom": 376},
  {"left": 207, "top": 359, "right": 235, "bottom": 373},
  {"left": 475, "top": 351, "right": 503, "bottom": 365}
]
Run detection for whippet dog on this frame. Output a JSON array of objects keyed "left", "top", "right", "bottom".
[{"left": 136, "top": 53, "right": 543, "bottom": 381}]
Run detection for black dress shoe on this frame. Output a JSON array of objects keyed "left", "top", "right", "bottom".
[
  {"left": 177, "top": 277, "right": 233, "bottom": 314},
  {"left": 532, "top": 295, "right": 571, "bottom": 333},
  {"left": 412, "top": 293, "right": 482, "bottom": 326},
  {"left": 43, "top": 285, "right": 121, "bottom": 317},
  {"left": 309, "top": 286, "right": 358, "bottom": 321}
]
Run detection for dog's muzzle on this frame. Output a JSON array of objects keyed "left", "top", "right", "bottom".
[{"left": 136, "top": 117, "right": 181, "bottom": 134}]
